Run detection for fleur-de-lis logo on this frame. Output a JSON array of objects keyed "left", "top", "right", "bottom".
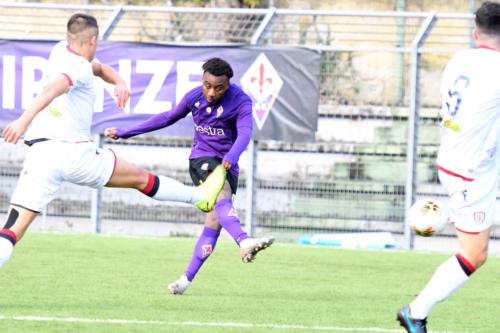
[
  {"left": 240, "top": 53, "right": 283, "bottom": 130},
  {"left": 195, "top": 101, "right": 200, "bottom": 108},
  {"left": 251, "top": 63, "right": 273, "bottom": 94}
]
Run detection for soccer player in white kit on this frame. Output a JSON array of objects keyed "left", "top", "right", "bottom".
[
  {"left": 397, "top": 2, "right": 500, "bottom": 332},
  {"left": 0, "top": 13, "right": 226, "bottom": 268}
]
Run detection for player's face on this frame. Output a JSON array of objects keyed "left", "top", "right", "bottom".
[{"left": 202, "top": 72, "right": 229, "bottom": 103}]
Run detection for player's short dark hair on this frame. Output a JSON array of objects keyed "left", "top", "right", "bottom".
[
  {"left": 67, "top": 13, "right": 99, "bottom": 36},
  {"left": 475, "top": 1, "right": 500, "bottom": 35},
  {"left": 202, "top": 58, "right": 233, "bottom": 79}
]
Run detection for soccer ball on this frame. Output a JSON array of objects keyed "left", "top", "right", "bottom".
[{"left": 408, "top": 198, "right": 449, "bottom": 237}]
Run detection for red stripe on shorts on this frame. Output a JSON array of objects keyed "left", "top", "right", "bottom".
[
  {"left": 108, "top": 148, "right": 118, "bottom": 177},
  {"left": 455, "top": 226, "right": 480, "bottom": 235},
  {"left": 437, "top": 165, "right": 474, "bottom": 182}
]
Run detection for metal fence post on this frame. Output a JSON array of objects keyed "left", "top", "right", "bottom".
[
  {"left": 245, "top": 140, "right": 257, "bottom": 237},
  {"left": 89, "top": 6, "right": 122, "bottom": 234},
  {"left": 250, "top": 7, "right": 276, "bottom": 45},
  {"left": 245, "top": 8, "right": 275, "bottom": 237},
  {"left": 404, "top": 12, "right": 436, "bottom": 249},
  {"left": 90, "top": 134, "right": 103, "bottom": 234},
  {"left": 101, "top": 5, "right": 124, "bottom": 41}
]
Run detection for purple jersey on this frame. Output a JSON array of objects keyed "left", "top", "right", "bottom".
[{"left": 116, "top": 84, "right": 253, "bottom": 175}]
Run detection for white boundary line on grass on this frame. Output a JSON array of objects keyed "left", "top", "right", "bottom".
[{"left": 0, "top": 314, "right": 469, "bottom": 333}]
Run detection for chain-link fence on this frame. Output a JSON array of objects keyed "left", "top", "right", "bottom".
[{"left": 0, "top": 3, "right": 498, "bottom": 249}]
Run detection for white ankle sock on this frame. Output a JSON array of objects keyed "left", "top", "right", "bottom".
[
  {"left": 151, "top": 176, "right": 202, "bottom": 204},
  {"left": 410, "top": 256, "right": 469, "bottom": 319},
  {"left": 0, "top": 238, "right": 14, "bottom": 268}
]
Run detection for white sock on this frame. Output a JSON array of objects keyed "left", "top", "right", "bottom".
[
  {"left": 0, "top": 237, "right": 14, "bottom": 268},
  {"left": 410, "top": 256, "right": 469, "bottom": 319},
  {"left": 239, "top": 238, "right": 254, "bottom": 248},
  {"left": 151, "top": 176, "right": 202, "bottom": 204}
]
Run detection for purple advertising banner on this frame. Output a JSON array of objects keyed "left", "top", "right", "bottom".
[{"left": 0, "top": 40, "right": 320, "bottom": 142}]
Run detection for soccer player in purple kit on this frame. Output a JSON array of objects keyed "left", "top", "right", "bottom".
[{"left": 105, "top": 58, "right": 274, "bottom": 295}]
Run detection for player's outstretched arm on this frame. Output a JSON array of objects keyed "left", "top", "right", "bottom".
[
  {"left": 2, "top": 75, "right": 70, "bottom": 144},
  {"left": 103, "top": 96, "right": 191, "bottom": 140},
  {"left": 92, "top": 61, "right": 130, "bottom": 109}
]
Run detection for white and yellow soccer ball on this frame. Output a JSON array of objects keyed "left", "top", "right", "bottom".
[{"left": 408, "top": 198, "right": 449, "bottom": 237}]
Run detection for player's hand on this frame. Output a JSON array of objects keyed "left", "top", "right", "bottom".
[
  {"left": 2, "top": 118, "right": 30, "bottom": 144},
  {"left": 104, "top": 127, "right": 119, "bottom": 140},
  {"left": 222, "top": 161, "right": 232, "bottom": 169},
  {"left": 114, "top": 81, "right": 130, "bottom": 109}
]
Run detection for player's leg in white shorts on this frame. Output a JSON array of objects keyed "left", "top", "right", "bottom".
[
  {"left": 6, "top": 140, "right": 114, "bottom": 238},
  {"left": 61, "top": 141, "right": 116, "bottom": 188},
  {"left": 438, "top": 169, "right": 499, "bottom": 233},
  {"left": 10, "top": 141, "right": 115, "bottom": 213},
  {"left": 0, "top": 140, "right": 115, "bottom": 268}
]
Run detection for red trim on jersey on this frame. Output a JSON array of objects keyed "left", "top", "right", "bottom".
[
  {"left": 1, "top": 229, "right": 17, "bottom": 245},
  {"left": 142, "top": 174, "right": 156, "bottom": 195},
  {"left": 455, "top": 226, "right": 480, "bottom": 235},
  {"left": 436, "top": 165, "right": 474, "bottom": 182},
  {"left": 66, "top": 46, "right": 82, "bottom": 56},
  {"left": 477, "top": 44, "right": 496, "bottom": 51},
  {"left": 456, "top": 253, "right": 476, "bottom": 273},
  {"left": 61, "top": 73, "right": 73, "bottom": 86}
]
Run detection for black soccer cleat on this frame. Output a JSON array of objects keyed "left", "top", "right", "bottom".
[{"left": 397, "top": 306, "right": 428, "bottom": 333}]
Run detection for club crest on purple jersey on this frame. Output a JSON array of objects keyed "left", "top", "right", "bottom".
[
  {"left": 240, "top": 53, "right": 283, "bottom": 130},
  {"left": 216, "top": 106, "right": 224, "bottom": 118}
]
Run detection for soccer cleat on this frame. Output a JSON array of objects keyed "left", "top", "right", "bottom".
[
  {"left": 194, "top": 165, "right": 226, "bottom": 213},
  {"left": 240, "top": 236, "right": 275, "bottom": 263},
  {"left": 167, "top": 275, "right": 191, "bottom": 295},
  {"left": 397, "top": 306, "right": 428, "bottom": 333}
]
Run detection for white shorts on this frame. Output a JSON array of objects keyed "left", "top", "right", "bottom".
[
  {"left": 10, "top": 140, "right": 116, "bottom": 212},
  {"left": 438, "top": 168, "right": 499, "bottom": 233}
]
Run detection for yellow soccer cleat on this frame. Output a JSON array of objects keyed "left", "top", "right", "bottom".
[{"left": 194, "top": 165, "right": 226, "bottom": 212}]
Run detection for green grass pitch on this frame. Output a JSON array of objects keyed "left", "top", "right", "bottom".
[{"left": 0, "top": 232, "right": 499, "bottom": 333}]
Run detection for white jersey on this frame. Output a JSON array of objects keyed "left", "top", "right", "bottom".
[
  {"left": 25, "top": 41, "right": 96, "bottom": 142},
  {"left": 437, "top": 47, "right": 500, "bottom": 179}
]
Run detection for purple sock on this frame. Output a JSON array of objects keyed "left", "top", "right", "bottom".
[
  {"left": 215, "top": 198, "right": 249, "bottom": 245},
  {"left": 184, "top": 227, "right": 220, "bottom": 282}
]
